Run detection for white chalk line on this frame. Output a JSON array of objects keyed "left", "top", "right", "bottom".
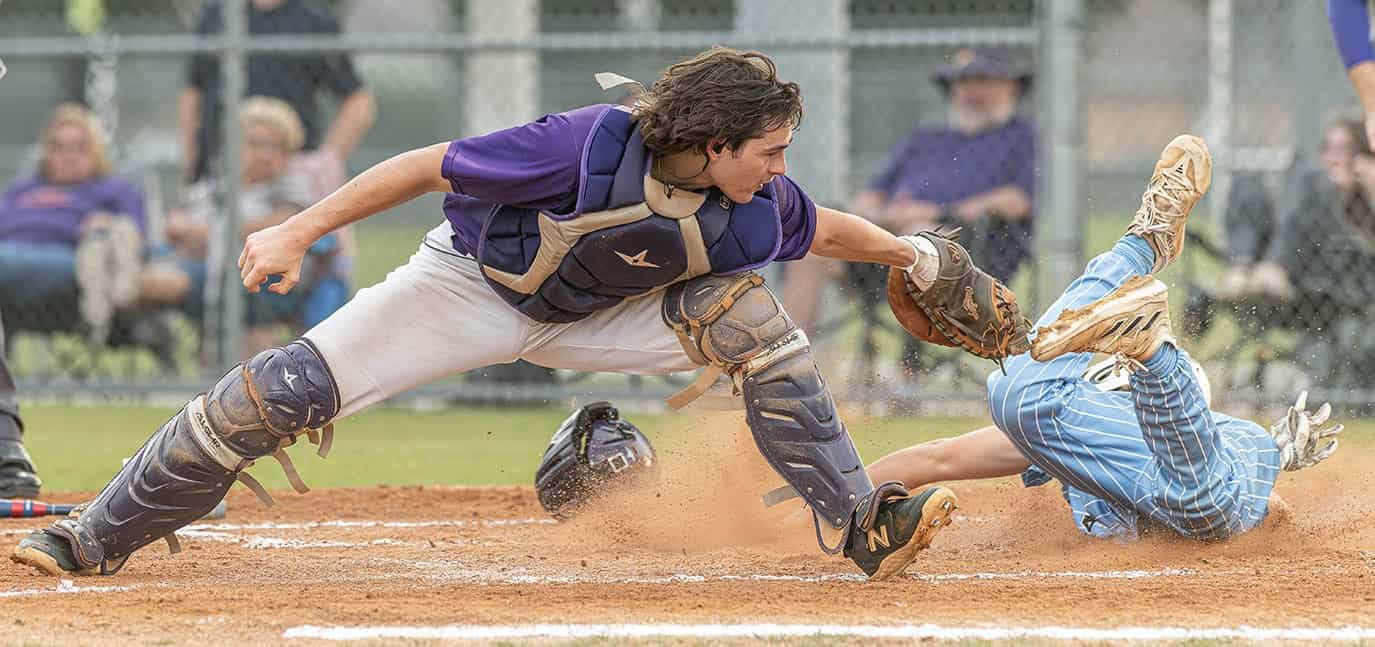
[
  {"left": 0, "top": 566, "right": 1234, "bottom": 600},
  {"left": 282, "top": 622, "right": 1375, "bottom": 642},
  {"left": 0, "top": 517, "right": 554, "bottom": 537},
  {"left": 186, "top": 518, "right": 554, "bottom": 532},
  {"left": 0, "top": 579, "right": 144, "bottom": 599},
  {"left": 417, "top": 566, "right": 1213, "bottom": 586},
  {"left": 177, "top": 528, "right": 423, "bottom": 550}
]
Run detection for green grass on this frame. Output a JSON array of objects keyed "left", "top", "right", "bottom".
[
  {"left": 19, "top": 403, "right": 983, "bottom": 493},
  {"left": 18, "top": 402, "right": 1375, "bottom": 494}
]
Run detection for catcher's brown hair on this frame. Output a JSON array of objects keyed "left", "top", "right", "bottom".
[{"left": 633, "top": 47, "right": 803, "bottom": 158}]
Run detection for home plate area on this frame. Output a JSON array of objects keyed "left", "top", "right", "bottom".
[{"left": 0, "top": 481, "right": 1371, "bottom": 645}]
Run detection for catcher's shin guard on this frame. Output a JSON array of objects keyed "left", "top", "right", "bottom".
[
  {"left": 18, "top": 340, "right": 339, "bottom": 575},
  {"left": 663, "top": 273, "right": 872, "bottom": 537}
]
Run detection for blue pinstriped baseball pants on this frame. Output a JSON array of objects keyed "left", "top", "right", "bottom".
[{"left": 986, "top": 236, "right": 1279, "bottom": 539}]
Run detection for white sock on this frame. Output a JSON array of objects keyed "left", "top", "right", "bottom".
[{"left": 907, "top": 235, "right": 940, "bottom": 291}]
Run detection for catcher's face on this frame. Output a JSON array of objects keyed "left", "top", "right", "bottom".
[{"left": 705, "top": 125, "right": 792, "bottom": 204}]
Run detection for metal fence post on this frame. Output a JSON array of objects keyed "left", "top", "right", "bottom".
[
  {"left": 465, "top": 0, "right": 538, "bottom": 135},
  {"left": 213, "top": 0, "right": 247, "bottom": 372},
  {"left": 733, "top": 0, "right": 849, "bottom": 208},
  {"left": 1035, "top": 0, "right": 1084, "bottom": 314},
  {"left": 1207, "top": 0, "right": 1232, "bottom": 226}
]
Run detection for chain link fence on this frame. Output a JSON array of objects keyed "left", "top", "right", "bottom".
[{"left": 0, "top": 0, "right": 1368, "bottom": 412}]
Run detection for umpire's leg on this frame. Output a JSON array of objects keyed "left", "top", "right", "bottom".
[{"left": 0, "top": 306, "right": 42, "bottom": 498}]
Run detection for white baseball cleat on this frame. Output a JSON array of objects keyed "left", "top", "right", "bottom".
[{"left": 1031, "top": 275, "right": 1174, "bottom": 370}]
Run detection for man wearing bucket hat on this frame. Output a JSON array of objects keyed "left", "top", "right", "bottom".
[{"left": 782, "top": 47, "right": 1037, "bottom": 333}]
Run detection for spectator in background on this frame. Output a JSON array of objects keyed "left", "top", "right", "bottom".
[
  {"left": 144, "top": 97, "right": 349, "bottom": 357},
  {"left": 1199, "top": 115, "right": 1375, "bottom": 389},
  {"left": 782, "top": 47, "right": 1037, "bottom": 333},
  {"left": 178, "top": 0, "right": 376, "bottom": 193},
  {"left": 0, "top": 103, "right": 146, "bottom": 344}
]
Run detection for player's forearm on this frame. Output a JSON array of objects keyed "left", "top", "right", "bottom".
[
  {"left": 809, "top": 206, "right": 916, "bottom": 267},
  {"left": 867, "top": 425, "right": 1030, "bottom": 489},
  {"left": 321, "top": 90, "right": 378, "bottom": 159},
  {"left": 176, "top": 87, "right": 202, "bottom": 183},
  {"left": 285, "top": 142, "right": 450, "bottom": 242}
]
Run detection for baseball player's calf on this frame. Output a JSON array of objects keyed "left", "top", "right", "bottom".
[{"left": 12, "top": 340, "right": 339, "bottom": 575}]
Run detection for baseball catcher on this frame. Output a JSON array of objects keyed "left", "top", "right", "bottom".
[
  {"left": 868, "top": 135, "right": 1341, "bottom": 540},
  {"left": 14, "top": 48, "right": 1026, "bottom": 582}
]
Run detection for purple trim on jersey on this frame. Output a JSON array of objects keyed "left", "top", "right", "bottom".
[
  {"left": 561, "top": 105, "right": 625, "bottom": 219},
  {"left": 1329, "top": 0, "right": 1375, "bottom": 69}
]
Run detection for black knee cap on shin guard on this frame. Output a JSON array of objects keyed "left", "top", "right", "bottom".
[{"left": 204, "top": 339, "right": 341, "bottom": 459}]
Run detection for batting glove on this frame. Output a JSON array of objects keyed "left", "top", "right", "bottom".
[{"left": 1269, "top": 391, "right": 1343, "bottom": 471}]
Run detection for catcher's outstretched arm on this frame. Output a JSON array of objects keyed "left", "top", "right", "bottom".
[
  {"left": 809, "top": 206, "right": 917, "bottom": 267},
  {"left": 866, "top": 425, "right": 1030, "bottom": 491}
]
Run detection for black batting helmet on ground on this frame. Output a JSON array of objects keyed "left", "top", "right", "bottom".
[{"left": 534, "top": 401, "right": 656, "bottom": 520}]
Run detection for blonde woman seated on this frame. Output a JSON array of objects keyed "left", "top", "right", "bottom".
[
  {"left": 142, "top": 97, "right": 349, "bottom": 357},
  {"left": 0, "top": 104, "right": 146, "bottom": 343}
]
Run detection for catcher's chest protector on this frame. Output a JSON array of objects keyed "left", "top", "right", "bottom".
[{"left": 476, "top": 106, "right": 783, "bottom": 323}]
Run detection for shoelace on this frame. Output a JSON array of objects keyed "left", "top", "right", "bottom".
[
  {"left": 1133, "top": 162, "right": 1193, "bottom": 243},
  {"left": 978, "top": 296, "right": 1031, "bottom": 374},
  {"left": 1111, "top": 353, "right": 1147, "bottom": 377}
]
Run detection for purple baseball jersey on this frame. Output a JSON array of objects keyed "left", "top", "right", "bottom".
[
  {"left": 439, "top": 104, "right": 818, "bottom": 261},
  {"left": 0, "top": 175, "right": 147, "bottom": 247}
]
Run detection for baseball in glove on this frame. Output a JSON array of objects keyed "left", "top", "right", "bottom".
[{"left": 887, "top": 229, "right": 1032, "bottom": 370}]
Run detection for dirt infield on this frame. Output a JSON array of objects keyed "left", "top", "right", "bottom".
[{"left": 1, "top": 422, "right": 1373, "bottom": 645}]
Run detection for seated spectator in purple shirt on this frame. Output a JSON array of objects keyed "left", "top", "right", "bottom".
[
  {"left": 0, "top": 103, "right": 147, "bottom": 343},
  {"left": 783, "top": 47, "right": 1037, "bottom": 333}
]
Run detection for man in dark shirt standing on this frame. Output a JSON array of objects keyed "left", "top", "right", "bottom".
[
  {"left": 783, "top": 47, "right": 1037, "bottom": 332},
  {"left": 178, "top": 0, "right": 376, "bottom": 187}
]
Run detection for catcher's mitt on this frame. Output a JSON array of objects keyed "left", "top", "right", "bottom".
[{"left": 887, "top": 229, "right": 1031, "bottom": 367}]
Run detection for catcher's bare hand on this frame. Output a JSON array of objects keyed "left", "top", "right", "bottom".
[
  {"left": 238, "top": 220, "right": 312, "bottom": 295},
  {"left": 1269, "top": 391, "right": 1343, "bottom": 471}
]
